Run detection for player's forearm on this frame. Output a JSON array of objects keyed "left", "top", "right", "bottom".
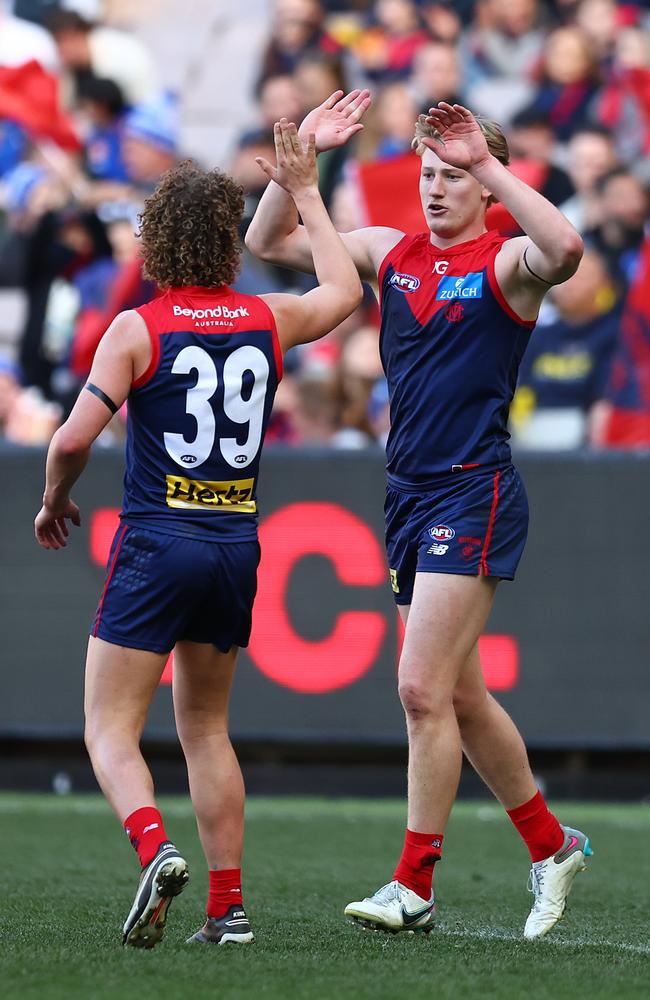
[
  {"left": 246, "top": 179, "right": 302, "bottom": 260},
  {"left": 471, "top": 157, "right": 583, "bottom": 277},
  {"left": 43, "top": 428, "right": 90, "bottom": 509},
  {"left": 293, "top": 188, "right": 362, "bottom": 306}
]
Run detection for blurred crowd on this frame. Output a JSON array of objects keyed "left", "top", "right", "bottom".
[{"left": 1, "top": 0, "right": 650, "bottom": 451}]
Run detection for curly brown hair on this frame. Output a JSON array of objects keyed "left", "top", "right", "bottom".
[{"left": 139, "top": 160, "right": 245, "bottom": 288}]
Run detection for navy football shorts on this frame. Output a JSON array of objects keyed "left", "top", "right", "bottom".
[
  {"left": 385, "top": 464, "right": 529, "bottom": 605},
  {"left": 91, "top": 524, "right": 260, "bottom": 654}
]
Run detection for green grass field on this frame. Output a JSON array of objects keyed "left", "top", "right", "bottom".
[{"left": 1, "top": 794, "right": 648, "bottom": 1000}]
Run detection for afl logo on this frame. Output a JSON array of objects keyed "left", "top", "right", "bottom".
[
  {"left": 181, "top": 454, "right": 197, "bottom": 465},
  {"left": 429, "top": 524, "right": 455, "bottom": 541},
  {"left": 234, "top": 454, "right": 247, "bottom": 464},
  {"left": 389, "top": 272, "right": 420, "bottom": 293}
]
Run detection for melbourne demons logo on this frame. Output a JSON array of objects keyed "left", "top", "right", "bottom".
[
  {"left": 429, "top": 524, "right": 455, "bottom": 541},
  {"left": 444, "top": 302, "right": 464, "bottom": 322},
  {"left": 389, "top": 272, "right": 421, "bottom": 292}
]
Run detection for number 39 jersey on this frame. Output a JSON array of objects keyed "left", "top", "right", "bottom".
[{"left": 121, "top": 284, "right": 282, "bottom": 542}]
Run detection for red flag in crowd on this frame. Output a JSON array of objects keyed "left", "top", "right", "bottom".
[{"left": 0, "top": 59, "right": 80, "bottom": 150}]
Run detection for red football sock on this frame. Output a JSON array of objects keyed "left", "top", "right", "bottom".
[
  {"left": 123, "top": 806, "right": 169, "bottom": 867},
  {"left": 393, "top": 829, "right": 443, "bottom": 899},
  {"left": 207, "top": 868, "right": 243, "bottom": 919},
  {"left": 507, "top": 791, "right": 564, "bottom": 863}
]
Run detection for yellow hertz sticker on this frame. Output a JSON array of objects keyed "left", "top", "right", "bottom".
[
  {"left": 166, "top": 475, "right": 256, "bottom": 513},
  {"left": 389, "top": 568, "right": 400, "bottom": 593}
]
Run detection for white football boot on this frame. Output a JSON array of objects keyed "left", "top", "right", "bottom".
[
  {"left": 345, "top": 880, "right": 435, "bottom": 934},
  {"left": 524, "top": 825, "right": 593, "bottom": 940}
]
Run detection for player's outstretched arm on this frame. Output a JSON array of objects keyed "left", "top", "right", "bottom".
[
  {"left": 246, "top": 91, "right": 397, "bottom": 281},
  {"left": 34, "top": 311, "right": 143, "bottom": 549},
  {"left": 255, "top": 119, "right": 363, "bottom": 349},
  {"left": 423, "top": 103, "right": 583, "bottom": 315}
]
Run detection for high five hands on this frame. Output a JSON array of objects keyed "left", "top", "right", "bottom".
[
  {"left": 421, "top": 102, "right": 492, "bottom": 172},
  {"left": 255, "top": 120, "right": 318, "bottom": 196},
  {"left": 297, "top": 89, "right": 372, "bottom": 153}
]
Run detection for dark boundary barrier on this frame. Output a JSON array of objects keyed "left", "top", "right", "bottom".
[{"left": 2, "top": 446, "right": 649, "bottom": 749}]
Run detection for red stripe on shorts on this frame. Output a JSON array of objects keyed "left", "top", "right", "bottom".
[
  {"left": 92, "top": 524, "right": 127, "bottom": 636},
  {"left": 479, "top": 470, "right": 501, "bottom": 576}
]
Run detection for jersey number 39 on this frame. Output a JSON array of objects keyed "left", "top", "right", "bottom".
[{"left": 163, "top": 344, "right": 269, "bottom": 470}]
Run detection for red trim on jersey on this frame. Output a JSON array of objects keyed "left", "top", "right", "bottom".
[
  {"left": 378, "top": 233, "right": 411, "bottom": 306},
  {"left": 93, "top": 524, "right": 127, "bottom": 636},
  {"left": 479, "top": 470, "right": 501, "bottom": 576},
  {"left": 486, "top": 253, "right": 536, "bottom": 328},
  {"left": 257, "top": 297, "right": 283, "bottom": 381},
  {"left": 132, "top": 304, "right": 160, "bottom": 389}
]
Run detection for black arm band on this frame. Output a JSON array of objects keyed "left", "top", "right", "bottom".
[
  {"left": 523, "top": 246, "right": 553, "bottom": 285},
  {"left": 85, "top": 382, "right": 118, "bottom": 414}
]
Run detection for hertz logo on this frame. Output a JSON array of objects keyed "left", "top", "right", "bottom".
[{"left": 166, "top": 475, "right": 256, "bottom": 512}]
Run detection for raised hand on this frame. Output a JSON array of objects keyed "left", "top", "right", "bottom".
[
  {"left": 255, "top": 119, "right": 318, "bottom": 197},
  {"left": 298, "top": 89, "right": 371, "bottom": 153},
  {"left": 421, "top": 103, "right": 491, "bottom": 172}
]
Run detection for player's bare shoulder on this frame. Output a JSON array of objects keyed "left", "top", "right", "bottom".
[
  {"left": 91, "top": 308, "right": 153, "bottom": 386},
  {"left": 344, "top": 226, "right": 405, "bottom": 280}
]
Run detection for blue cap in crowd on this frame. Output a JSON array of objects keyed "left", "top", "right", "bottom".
[{"left": 123, "top": 92, "right": 179, "bottom": 153}]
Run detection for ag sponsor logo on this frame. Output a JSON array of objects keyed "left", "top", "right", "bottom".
[
  {"left": 432, "top": 260, "right": 449, "bottom": 274},
  {"left": 436, "top": 271, "right": 484, "bottom": 300},
  {"left": 389, "top": 271, "right": 421, "bottom": 293},
  {"left": 173, "top": 304, "right": 249, "bottom": 320},
  {"left": 429, "top": 524, "right": 455, "bottom": 541},
  {"left": 427, "top": 543, "right": 449, "bottom": 555},
  {"left": 165, "top": 475, "right": 256, "bottom": 512}
]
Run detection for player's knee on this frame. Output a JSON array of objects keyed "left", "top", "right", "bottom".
[{"left": 398, "top": 678, "right": 446, "bottom": 721}]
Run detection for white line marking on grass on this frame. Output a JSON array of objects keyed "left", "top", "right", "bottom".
[{"left": 436, "top": 925, "right": 650, "bottom": 956}]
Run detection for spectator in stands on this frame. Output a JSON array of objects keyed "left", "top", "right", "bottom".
[
  {"left": 120, "top": 93, "right": 178, "bottom": 191},
  {"left": 591, "top": 236, "right": 650, "bottom": 449},
  {"left": 294, "top": 54, "right": 349, "bottom": 202},
  {"left": 255, "top": 74, "right": 303, "bottom": 139},
  {"left": 257, "top": 0, "right": 341, "bottom": 86},
  {"left": 350, "top": 0, "right": 430, "bottom": 83},
  {"left": 558, "top": 126, "right": 619, "bottom": 232},
  {"left": 418, "top": 2, "right": 463, "bottom": 44},
  {"left": 45, "top": 8, "right": 158, "bottom": 106},
  {"left": 585, "top": 168, "right": 648, "bottom": 293},
  {"left": 463, "top": 0, "right": 544, "bottom": 93},
  {"left": 512, "top": 249, "right": 621, "bottom": 449},
  {"left": 597, "top": 25, "right": 650, "bottom": 166},
  {"left": 573, "top": 0, "right": 620, "bottom": 65},
  {"left": 335, "top": 323, "right": 384, "bottom": 444},
  {"left": 508, "top": 107, "right": 574, "bottom": 206},
  {"left": 291, "top": 372, "right": 339, "bottom": 445},
  {"left": 372, "top": 81, "right": 419, "bottom": 159},
  {"left": 409, "top": 41, "right": 465, "bottom": 114},
  {"left": 524, "top": 26, "right": 601, "bottom": 142},
  {"left": 77, "top": 76, "right": 129, "bottom": 183}
]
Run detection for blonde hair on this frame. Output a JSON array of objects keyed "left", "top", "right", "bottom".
[
  {"left": 411, "top": 114, "right": 509, "bottom": 207},
  {"left": 412, "top": 114, "right": 510, "bottom": 164}
]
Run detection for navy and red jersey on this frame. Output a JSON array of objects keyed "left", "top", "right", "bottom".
[
  {"left": 378, "top": 230, "right": 534, "bottom": 488},
  {"left": 121, "top": 284, "right": 282, "bottom": 542}
]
